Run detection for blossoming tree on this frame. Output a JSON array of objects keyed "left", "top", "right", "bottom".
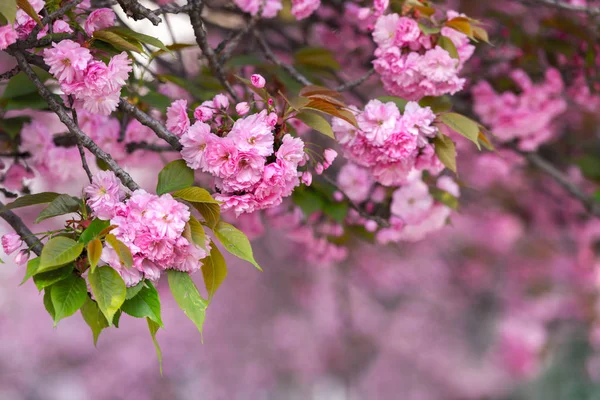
[{"left": 0, "top": 0, "right": 598, "bottom": 380}]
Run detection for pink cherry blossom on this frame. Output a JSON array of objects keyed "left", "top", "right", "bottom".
[
  {"left": 84, "top": 8, "right": 116, "bottom": 36},
  {"left": 2, "top": 233, "right": 22, "bottom": 255},
  {"left": 43, "top": 40, "right": 92, "bottom": 84},
  {"left": 166, "top": 99, "right": 190, "bottom": 137}
]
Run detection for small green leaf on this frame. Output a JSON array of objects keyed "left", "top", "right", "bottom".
[
  {"left": 88, "top": 266, "right": 127, "bottom": 324},
  {"left": 292, "top": 188, "right": 325, "bottom": 216},
  {"left": 87, "top": 239, "right": 102, "bottom": 273},
  {"left": 121, "top": 281, "right": 163, "bottom": 326},
  {"left": 157, "top": 160, "right": 195, "bottom": 195},
  {"left": 0, "top": 68, "right": 52, "bottom": 100},
  {"left": 323, "top": 201, "right": 349, "bottom": 222},
  {"left": 433, "top": 134, "right": 457, "bottom": 174},
  {"left": 20, "top": 257, "right": 40, "bottom": 285},
  {"left": 167, "top": 270, "right": 208, "bottom": 340},
  {"left": 0, "top": 116, "right": 31, "bottom": 139},
  {"left": 106, "top": 27, "right": 170, "bottom": 52},
  {"left": 438, "top": 36, "right": 459, "bottom": 60},
  {"left": 33, "top": 264, "right": 74, "bottom": 291},
  {"left": 3, "top": 192, "right": 61, "bottom": 210},
  {"left": 214, "top": 221, "right": 262, "bottom": 271},
  {"left": 418, "top": 22, "right": 440, "bottom": 35},
  {"left": 51, "top": 274, "right": 87, "bottom": 325},
  {"left": 294, "top": 47, "right": 341, "bottom": 70},
  {"left": 35, "top": 194, "right": 81, "bottom": 223},
  {"left": 202, "top": 245, "right": 227, "bottom": 301},
  {"left": 439, "top": 113, "right": 481, "bottom": 149},
  {"left": 188, "top": 215, "right": 207, "bottom": 250},
  {"left": 125, "top": 281, "right": 145, "bottom": 300},
  {"left": 39, "top": 237, "right": 84, "bottom": 273},
  {"left": 147, "top": 318, "right": 163, "bottom": 374},
  {"left": 80, "top": 296, "right": 109, "bottom": 346},
  {"left": 295, "top": 111, "right": 335, "bottom": 139},
  {"left": 105, "top": 234, "right": 133, "bottom": 268},
  {"left": 430, "top": 187, "right": 459, "bottom": 209},
  {"left": 93, "top": 29, "right": 143, "bottom": 53},
  {"left": 78, "top": 218, "right": 111, "bottom": 244},
  {"left": 172, "top": 187, "right": 221, "bottom": 228},
  {"left": 0, "top": 0, "right": 17, "bottom": 23},
  {"left": 43, "top": 287, "right": 55, "bottom": 320}
]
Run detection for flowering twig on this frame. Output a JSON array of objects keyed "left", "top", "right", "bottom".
[
  {"left": 0, "top": 201, "right": 43, "bottom": 256},
  {"left": 187, "top": 0, "right": 241, "bottom": 102},
  {"left": 335, "top": 68, "right": 376, "bottom": 92},
  {"left": 216, "top": 0, "right": 264, "bottom": 65},
  {"left": 118, "top": 99, "right": 182, "bottom": 150},
  {"left": 13, "top": 51, "right": 141, "bottom": 192}
]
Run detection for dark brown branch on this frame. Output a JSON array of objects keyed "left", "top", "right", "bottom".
[
  {"left": 13, "top": 51, "right": 140, "bottom": 192},
  {"left": 116, "top": 0, "right": 162, "bottom": 25},
  {"left": 0, "top": 201, "right": 43, "bottom": 256},
  {"left": 126, "top": 142, "right": 177, "bottom": 153},
  {"left": 0, "top": 67, "right": 20, "bottom": 81},
  {"left": 335, "top": 68, "right": 376, "bottom": 92},
  {"left": 187, "top": 0, "right": 241, "bottom": 102},
  {"left": 118, "top": 99, "right": 182, "bottom": 151}
]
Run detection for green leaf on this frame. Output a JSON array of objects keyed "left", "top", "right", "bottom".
[
  {"left": 430, "top": 187, "right": 459, "bottom": 209},
  {"left": 172, "top": 187, "right": 221, "bottom": 228},
  {"left": 295, "top": 111, "right": 335, "bottom": 139},
  {"left": 3, "top": 192, "right": 61, "bottom": 210},
  {"left": 419, "top": 96, "right": 452, "bottom": 113},
  {"left": 105, "top": 234, "right": 133, "bottom": 268},
  {"left": 156, "top": 160, "right": 195, "bottom": 195},
  {"left": 88, "top": 266, "right": 127, "bottom": 324},
  {"left": 20, "top": 257, "right": 40, "bottom": 285},
  {"left": 78, "top": 218, "right": 110, "bottom": 244},
  {"left": 0, "top": 116, "right": 31, "bottom": 139},
  {"left": 438, "top": 36, "right": 459, "bottom": 60},
  {"left": 0, "top": 68, "right": 52, "bottom": 100},
  {"left": 377, "top": 96, "right": 408, "bottom": 111},
  {"left": 294, "top": 47, "right": 341, "bottom": 70},
  {"left": 50, "top": 273, "right": 87, "bottom": 325},
  {"left": 33, "top": 264, "right": 74, "bottom": 292},
  {"left": 438, "top": 113, "right": 481, "bottom": 149},
  {"left": 323, "top": 201, "right": 349, "bottom": 222},
  {"left": 167, "top": 270, "right": 208, "bottom": 339},
  {"left": 202, "top": 245, "right": 227, "bottom": 301},
  {"left": 0, "top": 0, "right": 16, "bottom": 23},
  {"left": 121, "top": 281, "right": 163, "bottom": 326},
  {"left": 35, "top": 194, "right": 80, "bottom": 223},
  {"left": 43, "top": 287, "right": 55, "bottom": 320},
  {"left": 292, "top": 188, "right": 325, "bottom": 216},
  {"left": 125, "top": 281, "right": 145, "bottom": 300},
  {"left": 595, "top": 190, "right": 600, "bottom": 203},
  {"left": 140, "top": 91, "right": 172, "bottom": 110},
  {"left": 80, "top": 296, "right": 109, "bottom": 346},
  {"left": 113, "top": 309, "right": 122, "bottom": 328},
  {"left": 16, "top": 0, "right": 42, "bottom": 27},
  {"left": 214, "top": 221, "right": 262, "bottom": 271},
  {"left": 87, "top": 239, "right": 102, "bottom": 273},
  {"left": 433, "top": 134, "right": 457, "bottom": 174},
  {"left": 106, "top": 27, "right": 170, "bottom": 52},
  {"left": 418, "top": 22, "right": 440, "bottom": 35},
  {"left": 39, "top": 237, "right": 84, "bottom": 273},
  {"left": 188, "top": 215, "right": 207, "bottom": 250},
  {"left": 147, "top": 318, "right": 163, "bottom": 374},
  {"left": 93, "top": 29, "right": 143, "bottom": 54}
]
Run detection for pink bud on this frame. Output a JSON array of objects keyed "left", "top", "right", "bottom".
[
  {"left": 267, "top": 98, "right": 274, "bottom": 106},
  {"left": 323, "top": 149, "right": 337, "bottom": 165},
  {"left": 251, "top": 74, "right": 266, "bottom": 88},
  {"left": 213, "top": 94, "right": 229, "bottom": 109},
  {"left": 235, "top": 102, "right": 250, "bottom": 115},
  {"left": 194, "top": 104, "right": 214, "bottom": 122},
  {"left": 14, "top": 249, "right": 29, "bottom": 265},
  {"left": 315, "top": 163, "right": 324, "bottom": 175},
  {"left": 267, "top": 112, "right": 278, "bottom": 127},
  {"left": 333, "top": 191, "right": 344, "bottom": 202},
  {"left": 1, "top": 233, "right": 22, "bottom": 255},
  {"left": 301, "top": 171, "right": 312, "bottom": 186},
  {"left": 364, "top": 220, "right": 378, "bottom": 232}
]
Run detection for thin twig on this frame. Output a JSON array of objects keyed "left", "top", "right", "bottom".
[
  {"left": 118, "top": 99, "right": 182, "bottom": 151},
  {"left": 0, "top": 201, "right": 43, "bottom": 256},
  {"left": 13, "top": 51, "right": 140, "bottom": 192},
  {"left": 126, "top": 142, "right": 177, "bottom": 153},
  {"left": 0, "top": 67, "right": 20, "bottom": 81},
  {"left": 116, "top": 0, "right": 162, "bottom": 25},
  {"left": 513, "top": 0, "right": 600, "bottom": 15},
  {"left": 254, "top": 30, "right": 313, "bottom": 86},
  {"left": 335, "top": 68, "right": 376, "bottom": 92},
  {"left": 188, "top": 0, "right": 241, "bottom": 102}
]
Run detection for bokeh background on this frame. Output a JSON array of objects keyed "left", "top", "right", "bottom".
[{"left": 2, "top": 0, "right": 600, "bottom": 399}]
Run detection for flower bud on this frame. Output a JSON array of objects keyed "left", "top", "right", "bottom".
[
  {"left": 1, "top": 233, "right": 22, "bottom": 255},
  {"left": 14, "top": 250, "right": 29, "bottom": 266},
  {"left": 235, "top": 102, "right": 250, "bottom": 116},
  {"left": 251, "top": 74, "right": 266, "bottom": 88}
]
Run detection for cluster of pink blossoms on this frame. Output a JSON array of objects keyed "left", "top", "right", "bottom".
[
  {"left": 1, "top": 232, "right": 29, "bottom": 266},
  {"left": 333, "top": 99, "right": 442, "bottom": 186},
  {"left": 472, "top": 68, "right": 567, "bottom": 151},
  {"left": 232, "top": 0, "right": 320, "bottom": 20},
  {"left": 372, "top": 11, "right": 475, "bottom": 100},
  {"left": 85, "top": 171, "right": 208, "bottom": 286},
  {"left": 170, "top": 87, "right": 312, "bottom": 216}
]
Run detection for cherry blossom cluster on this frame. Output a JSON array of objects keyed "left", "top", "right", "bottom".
[
  {"left": 472, "top": 68, "right": 567, "bottom": 151},
  {"left": 372, "top": 11, "right": 475, "bottom": 100},
  {"left": 85, "top": 171, "right": 208, "bottom": 287},
  {"left": 333, "top": 99, "right": 441, "bottom": 187},
  {"left": 233, "top": 0, "right": 321, "bottom": 20}
]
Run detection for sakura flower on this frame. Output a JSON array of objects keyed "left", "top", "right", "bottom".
[
  {"left": 84, "top": 8, "right": 116, "bottom": 36},
  {"left": 0, "top": 25, "right": 18, "bottom": 50},
  {"left": 166, "top": 99, "right": 190, "bottom": 137},
  {"left": 357, "top": 99, "right": 400, "bottom": 145},
  {"left": 43, "top": 40, "right": 92, "bottom": 84},
  {"left": 251, "top": 74, "right": 266, "bottom": 88},
  {"left": 84, "top": 170, "right": 125, "bottom": 220},
  {"left": 2, "top": 233, "right": 22, "bottom": 255}
]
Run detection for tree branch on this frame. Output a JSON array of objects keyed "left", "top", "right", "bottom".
[
  {"left": 13, "top": 51, "right": 140, "bottom": 192},
  {"left": 116, "top": 0, "right": 162, "bottom": 25},
  {"left": 0, "top": 201, "right": 43, "bottom": 256},
  {"left": 254, "top": 30, "right": 313, "bottom": 86},
  {"left": 513, "top": 0, "right": 600, "bottom": 15},
  {"left": 335, "top": 68, "right": 376, "bottom": 92}
]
